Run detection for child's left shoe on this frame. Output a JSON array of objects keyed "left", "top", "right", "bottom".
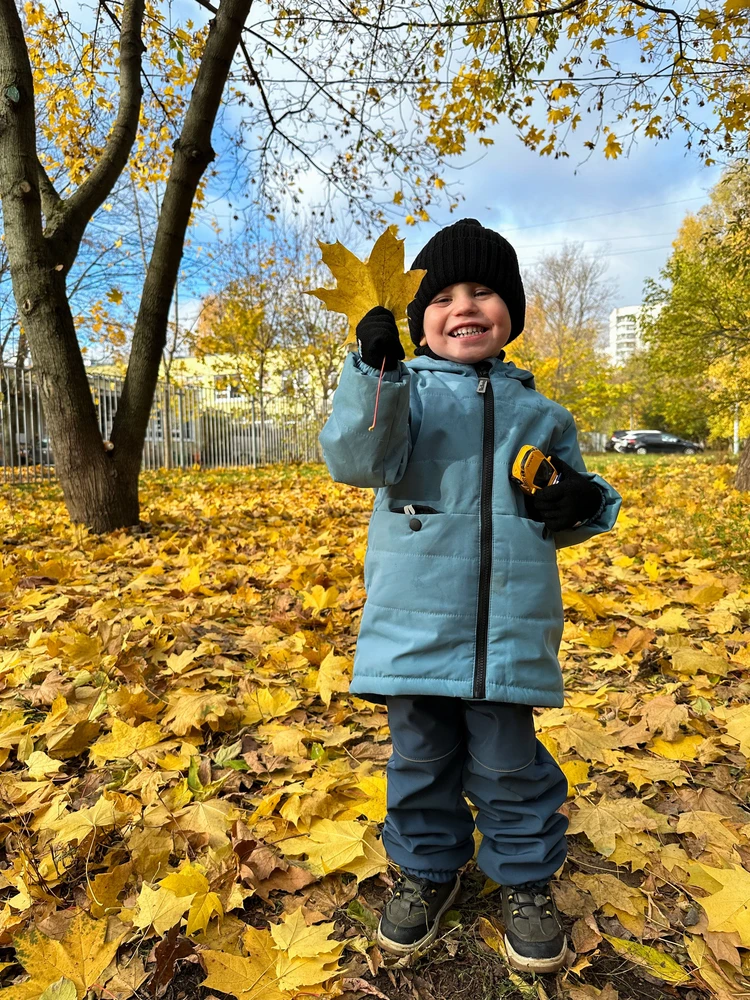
[{"left": 500, "top": 882, "right": 568, "bottom": 973}]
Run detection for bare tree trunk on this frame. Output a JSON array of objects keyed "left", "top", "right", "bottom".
[
  {"left": 0, "top": 0, "right": 251, "bottom": 531},
  {"left": 736, "top": 436, "right": 750, "bottom": 491}
]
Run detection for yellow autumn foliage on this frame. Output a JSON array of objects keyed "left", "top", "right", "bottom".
[{"left": 0, "top": 457, "right": 747, "bottom": 998}]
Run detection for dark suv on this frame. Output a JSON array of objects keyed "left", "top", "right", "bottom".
[{"left": 614, "top": 431, "right": 703, "bottom": 455}]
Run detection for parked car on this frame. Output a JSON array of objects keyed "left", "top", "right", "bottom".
[
  {"left": 605, "top": 429, "right": 660, "bottom": 451},
  {"left": 17, "top": 438, "right": 54, "bottom": 465},
  {"left": 614, "top": 430, "right": 703, "bottom": 455},
  {"left": 605, "top": 430, "right": 628, "bottom": 452}
]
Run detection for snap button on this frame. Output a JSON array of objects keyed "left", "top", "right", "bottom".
[{"left": 409, "top": 518, "right": 422, "bottom": 531}]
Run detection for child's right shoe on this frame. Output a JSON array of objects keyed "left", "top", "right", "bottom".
[
  {"left": 376, "top": 872, "right": 461, "bottom": 955},
  {"left": 500, "top": 882, "right": 568, "bottom": 973}
]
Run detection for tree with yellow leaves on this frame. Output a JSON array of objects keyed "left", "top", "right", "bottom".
[
  {"left": 1, "top": 0, "right": 749, "bottom": 530},
  {"left": 506, "top": 244, "right": 627, "bottom": 430},
  {"left": 643, "top": 163, "right": 750, "bottom": 487}
]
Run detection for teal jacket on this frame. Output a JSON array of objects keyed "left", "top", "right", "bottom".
[{"left": 319, "top": 351, "right": 621, "bottom": 706}]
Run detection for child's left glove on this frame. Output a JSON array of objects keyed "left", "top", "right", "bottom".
[{"left": 525, "top": 457, "right": 605, "bottom": 532}]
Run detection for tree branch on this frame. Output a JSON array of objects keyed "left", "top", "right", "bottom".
[
  {"left": 49, "top": 0, "right": 145, "bottom": 270},
  {"left": 36, "top": 155, "right": 61, "bottom": 222},
  {"left": 112, "top": 0, "right": 253, "bottom": 464}
]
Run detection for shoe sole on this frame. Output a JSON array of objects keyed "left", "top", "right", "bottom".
[
  {"left": 376, "top": 876, "right": 461, "bottom": 956},
  {"left": 504, "top": 934, "right": 569, "bottom": 974}
]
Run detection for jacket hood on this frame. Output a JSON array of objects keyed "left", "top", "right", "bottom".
[{"left": 406, "top": 353, "right": 536, "bottom": 388}]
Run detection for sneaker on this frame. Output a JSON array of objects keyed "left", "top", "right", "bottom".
[
  {"left": 500, "top": 882, "right": 568, "bottom": 973},
  {"left": 376, "top": 872, "right": 461, "bottom": 955}
]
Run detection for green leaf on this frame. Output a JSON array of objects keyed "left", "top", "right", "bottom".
[
  {"left": 346, "top": 899, "right": 379, "bottom": 931},
  {"left": 602, "top": 935, "right": 690, "bottom": 984}
]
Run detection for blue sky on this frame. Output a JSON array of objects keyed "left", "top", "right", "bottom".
[
  {"left": 404, "top": 122, "right": 722, "bottom": 307},
  {"left": 196, "top": 104, "right": 721, "bottom": 315}
]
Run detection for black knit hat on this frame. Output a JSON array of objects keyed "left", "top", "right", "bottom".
[{"left": 407, "top": 218, "right": 525, "bottom": 346}]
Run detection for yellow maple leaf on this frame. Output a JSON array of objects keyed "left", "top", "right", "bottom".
[
  {"left": 186, "top": 891, "right": 223, "bottom": 936},
  {"left": 316, "top": 648, "right": 351, "bottom": 707},
  {"left": 676, "top": 811, "right": 739, "bottom": 858},
  {"left": 649, "top": 732, "right": 704, "bottom": 760},
  {"left": 336, "top": 826, "right": 389, "bottom": 883},
  {"left": 279, "top": 818, "right": 368, "bottom": 875},
  {"left": 275, "top": 951, "right": 340, "bottom": 992},
  {"left": 132, "top": 884, "right": 194, "bottom": 935},
  {"left": 301, "top": 585, "right": 339, "bottom": 614},
  {"left": 160, "top": 690, "right": 234, "bottom": 735},
  {"left": 567, "top": 797, "right": 669, "bottom": 856},
  {"left": 671, "top": 647, "right": 730, "bottom": 677},
  {"left": 89, "top": 719, "right": 165, "bottom": 762},
  {"left": 39, "top": 979, "right": 77, "bottom": 1000},
  {"left": 611, "top": 753, "right": 688, "bottom": 790},
  {"left": 651, "top": 607, "right": 691, "bottom": 633},
  {"left": 179, "top": 564, "right": 205, "bottom": 594},
  {"left": 561, "top": 760, "right": 591, "bottom": 796},
  {"left": 202, "top": 928, "right": 289, "bottom": 1000},
  {"left": 159, "top": 863, "right": 209, "bottom": 897},
  {"left": 12, "top": 911, "right": 124, "bottom": 998},
  {"left": 336, "top": 773, "right": 387, "bottom": 823},
  {"left": 269, "top": 907, "right": 344, "bottom": 959},
  {"left": 639, "top": 695, "right": 688, "bottom": 740},
  {"left": 25, "top": 751, "right": 63, "bottom": 780},
  {"left": 158, "top": 861, "right": 223, "bottom": 937},
  {"left": 692, "top": 864, "right": 750, "bottom": 946},
  {"left": 307, "top": 226, "right": 426, "bottom": 343},
  {"left": 720, "top": 703, "right": 750, "bottom": 757},
  {"left": 49, "top": 794, "right": 127, "bottom": 846},
  {"left": 609, "top": 830, "right": 664, "bottom": 871},
  {"left": 87, "top": 862, "right": 132, "bottom": 918},
  {"left": 175, "top": 798, "right": 237, "bottom": 848},
  {"left": 243, "top": 687, "right": 301, "bottom": 726}
]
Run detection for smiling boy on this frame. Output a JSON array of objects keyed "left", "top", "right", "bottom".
[{"left": 319, "top": 219, "right": 621, "bottom": 973}]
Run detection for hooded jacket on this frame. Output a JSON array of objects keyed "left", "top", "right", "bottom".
[{"left": 319, "top": 351, "right": 622, "bottom": 706}]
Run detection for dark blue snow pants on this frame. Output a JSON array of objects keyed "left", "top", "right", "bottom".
[{"left": 383, "top": 696, "right": 569, "bottom": 886}]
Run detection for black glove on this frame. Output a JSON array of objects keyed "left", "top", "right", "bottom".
[
  {"left": 356, "top": 306, "right": 405, "bottom": 371},
  {"left": 524, "top": 456, "right": 604, "bottom": 533}
]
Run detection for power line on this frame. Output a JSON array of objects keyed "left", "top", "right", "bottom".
[
  {"left": 515, "top": 229, "right": 677, "bottom": 251},
  {"left": 498, "top": 195, "right": 707, "bottom": 232},
  {"left": 518, "top": 242, "right": 674, "bottom": 265}
]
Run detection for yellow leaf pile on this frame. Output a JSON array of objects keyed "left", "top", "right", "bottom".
[{"left": 0, "top": 457, "right": 748, "bottom": 998}]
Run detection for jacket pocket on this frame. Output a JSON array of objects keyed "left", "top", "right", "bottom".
[
  {"left": 363, "top": 509, "right": 477, "bottom": 616},
  {"left": 390, "top": 505, "right": 442, "bottom": 515}
]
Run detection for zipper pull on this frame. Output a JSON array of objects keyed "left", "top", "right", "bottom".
[
  {"left": 475, "top": 362, "right": 491, "bottom": 394},
  {"left": 404, "top": 504, "right": 416, "bottom": 515}
]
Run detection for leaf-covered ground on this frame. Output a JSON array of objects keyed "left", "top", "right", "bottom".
[{"left": 0, "top": 457, "right": 749, "bottom": 1000}]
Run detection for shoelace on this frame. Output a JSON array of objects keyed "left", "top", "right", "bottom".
[
  {"left": 393, "top": 875, "right": 440, "bottom": 905},
  {"left": 507, "top": 886, "right": 555, "bottom": 921}
]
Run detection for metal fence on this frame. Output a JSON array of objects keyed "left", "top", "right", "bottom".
[{"left": 0, "top": 366, "right": 330, "bottom": 483}]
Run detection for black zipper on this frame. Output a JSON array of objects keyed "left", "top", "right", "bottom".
[{"left": 473, "top": 361, "right": 494, "bottom": 699}]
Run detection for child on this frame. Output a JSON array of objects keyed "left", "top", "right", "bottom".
[{"left": 319, "top": 219, "right": 621, "bottom": 974}]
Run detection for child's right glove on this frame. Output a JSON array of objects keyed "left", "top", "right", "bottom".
[
  {"left": 356, "top": 306, "right": 405, "bottom": 371},
  {"left": 525, "top": 457, "right": 605, "bottom": 532}
]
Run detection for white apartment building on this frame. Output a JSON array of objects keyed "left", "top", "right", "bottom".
[{"left": 608, "top": 305, "right": 650, "bottom": 364}]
